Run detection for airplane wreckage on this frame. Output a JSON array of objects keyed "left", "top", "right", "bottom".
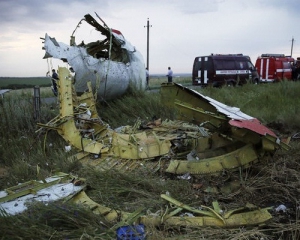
[
  {"left": 1, "top": 14, "right": 292, "bottom": 233},
  {"left": 42, "top": 13, "right": 146, "bottom": 100},
  {"left": 36, "top": 67, "right": 290, "bottom": 175},
  {"left": 0, "top": 66, "right": 290, "bottom": 230},
  {"left": 39, "top": 14, "right": 290, "bottom": 172}
]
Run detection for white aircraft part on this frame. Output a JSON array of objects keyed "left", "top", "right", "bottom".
[
  {"left": 44, "top": 34, "right": 145, "bottom": 100},
  {"left": 42, "top": 15, "right": 146, "bottom": 100},
  {"left": 188, "top": 88, "right": 254, "bottom": 120},
  {"left": 0, "top": 89, "right": 10, "bottom": 98},
  {"left": 0, "top": 177, "right": 84, "bottom": 215}
]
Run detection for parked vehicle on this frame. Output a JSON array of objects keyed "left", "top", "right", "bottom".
[
  {"left": 255, "top": 54, "right": 294, "bottom": 82},
  {"left": 192, "top": 54, "right": 259, "bottom": 87}
]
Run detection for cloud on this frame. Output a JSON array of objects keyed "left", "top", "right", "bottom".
[
  {"left": 258, "top": 0, "right": 300, "bottom": 14},
  {"left": 0, "top": 0, "right": 109, "bottom": 32},
  {"left": 175, "top": 0, "right": 220, "bottom": 14},
  {"left": 0, "top": 0, "right": 300, "bottom": 77}
]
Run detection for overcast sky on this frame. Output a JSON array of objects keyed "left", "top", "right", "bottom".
[{"left": 0, "top": 0, "right": 299, "bottom": 77}]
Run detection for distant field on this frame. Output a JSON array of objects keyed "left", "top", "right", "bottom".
[
  {"left": 0, "top": 75, "right": 192, "bottom": 89},
  {"left": 0, "top": 77, "right": 51, "bottom": 89}
]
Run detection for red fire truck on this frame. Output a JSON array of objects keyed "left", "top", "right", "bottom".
[{"left": 255, "top": 54, "right": 294, "bottom": 82}]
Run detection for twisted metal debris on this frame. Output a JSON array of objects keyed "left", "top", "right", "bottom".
[{"left": 37, "top": 67, "right": 289, "bottom": 177}]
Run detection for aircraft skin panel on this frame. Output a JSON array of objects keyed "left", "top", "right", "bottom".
[
  {"left": 42, "top": 13, "right": 146, "bottom": 100},
  {"left": 44, "top": 34, "right": 137, "bottom": 99},
  {"left": 185, "top": 87, "right": 254, "bottom": 120}
]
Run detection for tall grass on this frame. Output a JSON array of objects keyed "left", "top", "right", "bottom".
[
  {"left": 0, "top": 202, "right": 115, "bottom": 239},
  {"left": 148, "top": 76, "right": 191, "bottom": 88},
  {"left": 99, "top": 88, "right": 176, "bottom": 128},
  {"left": 198, "top": 81, "right": 300, "bottom": 131},
  {"left": 0, "top": 77, "right": 50, "bottom": 89},
  {"left": 0, "top": 80, "right": 300, "bottom": 239}
]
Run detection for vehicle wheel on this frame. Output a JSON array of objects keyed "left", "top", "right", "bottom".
[
  {"left": 226, "top": 80, "right": 235, "bottom": 87},
  {"left": 252, "top": 79, "right": 259, "bottom": 84},
  {"left": 212, "top": 82, "right": 220, "bottom": 88}
]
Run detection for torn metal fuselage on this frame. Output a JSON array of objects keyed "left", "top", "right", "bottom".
[
  {"left": 42, "top": 13, "right": 146, "bottom": 100},
  {"left": 37, "top": 67, "right": 290, "bottom": 177}
]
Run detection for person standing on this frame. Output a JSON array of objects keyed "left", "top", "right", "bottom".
[
  {"left": 145, "top": 67, "right": 149, "bottom": 87},
  {"left": 51, "top": 69, "right": 59, "bottom": 96},
  {"left": 167, "top": 67, "right": 173, "bottom": 83}
]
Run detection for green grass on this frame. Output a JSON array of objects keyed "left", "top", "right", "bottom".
[
  {"left": 198, "top": 81, "right": 300, "bottom": 131},
  {"left": 148, "top": 76, "right": 192, "bottom": 88},
  {"left": 0, "top": 80, "right": 300, "bottom": 239},
  {"left": 0, "top": 77, "right": 51, "bottom": 89},
  {"left": 0, "top": 76, "right": 190, "bottom": 90}
]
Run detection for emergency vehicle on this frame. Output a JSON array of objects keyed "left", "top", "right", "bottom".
[
  {"left": 255, "top": 54, "right": 294, "bottom": 82},
  {"left": 192, "top": 54, "right": 259, "bottom": 87}
]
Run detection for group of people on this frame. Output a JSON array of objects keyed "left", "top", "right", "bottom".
[{"left": 145, "top": 66, "right": 173, "bottom": 88}]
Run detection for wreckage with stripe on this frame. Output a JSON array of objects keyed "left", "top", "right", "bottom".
[
  {"left": 9, "top": 67, "right": 288, "bottom": 228},
  {"left": 0, "top": 172, "right": 273, "bottom": 228},
  {"left": 37, "top": 67, "right": 289, "bottom": 177}
]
